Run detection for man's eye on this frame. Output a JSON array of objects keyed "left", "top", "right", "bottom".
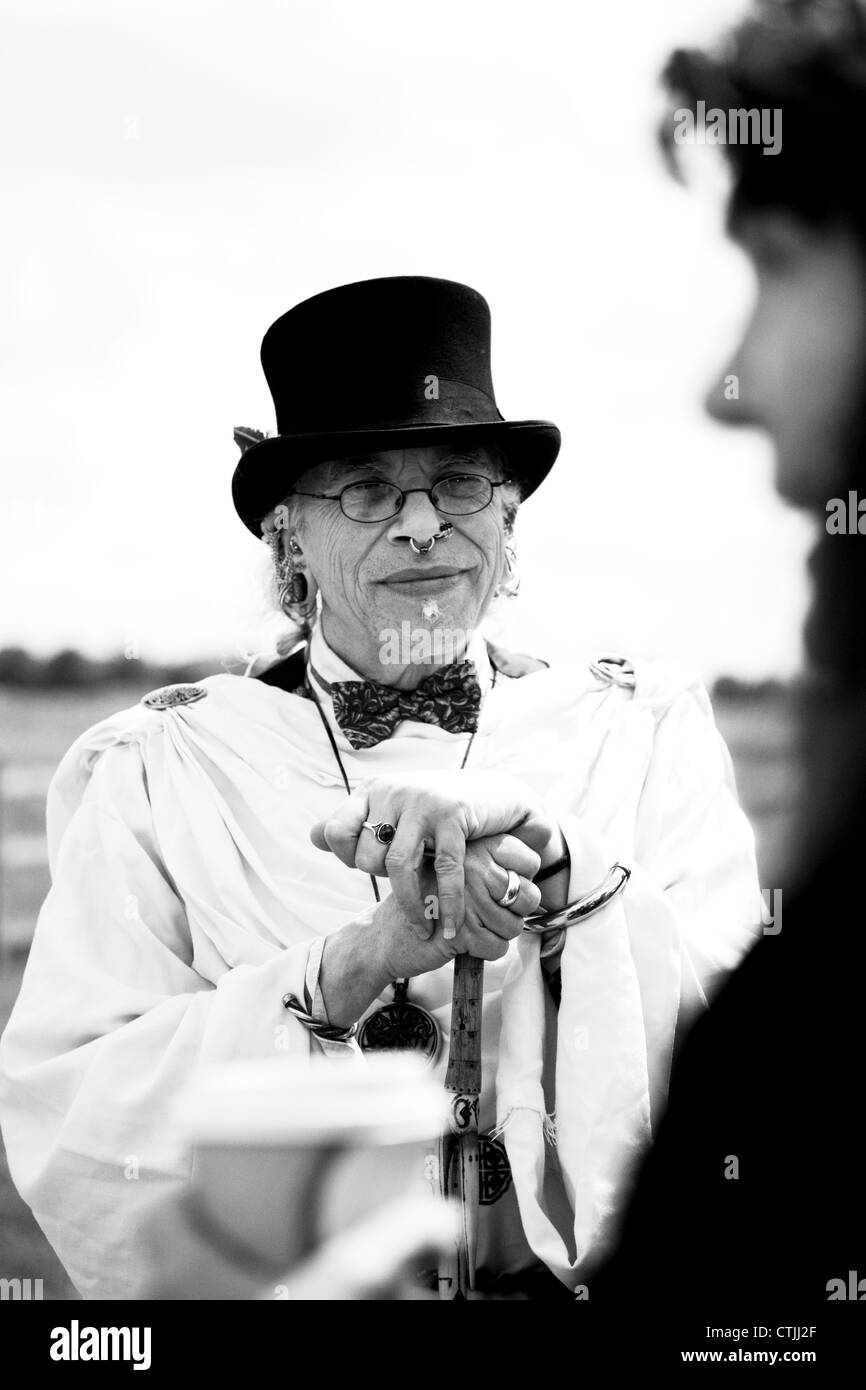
[
  {"left": 746, "top": 218, "right": 812, "bottom": 275},
  {"left": 438, "top": 474, "right": 488, "bottom": 495},
  {"left": 753, "top": 240, "right": 793, "bottom": 274},
  {"left": 344, "top": 481, "right": 398, "bottom": 509},
  {"left": 354, "top": 481, "right": 392, "bottom": 495}
]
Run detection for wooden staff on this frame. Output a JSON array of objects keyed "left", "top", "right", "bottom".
[{"left": 437, "top": 952, "right": 484, "bottom": 1299}]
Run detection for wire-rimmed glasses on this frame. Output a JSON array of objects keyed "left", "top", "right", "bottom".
[{"left": 293, "top": 474, "right": 505, "bottom": 523}]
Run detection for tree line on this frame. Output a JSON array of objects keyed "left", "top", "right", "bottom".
[
  {"left": 0, "top": 646, "right": 792, "bottom": 700},
  {"left": 0, "top": 648, "right": 221, "bottom": 689}
]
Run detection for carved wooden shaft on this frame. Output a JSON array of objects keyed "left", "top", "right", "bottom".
[{"left": 437, "top": 953, "right": 484, "bottom": 1299}]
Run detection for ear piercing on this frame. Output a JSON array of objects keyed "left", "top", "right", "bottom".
[{"left": 276, "top": 534, "right": 317, "bottom": 625}]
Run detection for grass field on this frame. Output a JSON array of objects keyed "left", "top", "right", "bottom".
[
  {"left": 0, "top": 677, "right": 803, "bottom": 1300},
  {"left": 0, "top": 686, "right": 146, "bottom": 1298},
  {"left": 0, "top": 963, "right": 78, "bottom": 1298}
]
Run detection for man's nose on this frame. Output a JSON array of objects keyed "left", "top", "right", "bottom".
[
  {"left": 387, "top": 488, "right": 445, "bottom": 544},
  {"left": 704, "top": 327, "right": 760, "bottom": 428},
  {"left": 704, "top": 365, "right": 752, "bottom": 425}
]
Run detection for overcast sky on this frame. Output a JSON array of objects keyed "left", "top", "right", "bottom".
[{"left": 0, "top": 0, "right": 815, "bottom": 679}]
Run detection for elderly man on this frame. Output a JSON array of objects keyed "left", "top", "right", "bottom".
[{"left": 0, "top": 276, "right": 761, "bottom": 1299}]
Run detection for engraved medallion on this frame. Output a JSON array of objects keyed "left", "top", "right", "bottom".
[
  {"left": 141, "top": 683, "right": 208, "bottom": 710},
  {"left": 478, "top": 1134, "right": 512, "bottom": 1206},
  {"left": 357, "top": 981, "right": 441, "bottom": 1064},
  {"left": 441, "top": 1132, "right": 511, "bottom": 1206}
]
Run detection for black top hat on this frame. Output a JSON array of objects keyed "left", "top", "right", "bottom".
[{"left": 231, "top": 276, "right": 561, "bottom": 536}]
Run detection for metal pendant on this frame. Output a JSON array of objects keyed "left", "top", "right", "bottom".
[
  {"left": 441, "top": 1133, "right": 512, "bottom": 1208},
  {"left": 478, "top": 1134, "right": 512, "bottom": 1205},
  {"left": 357, "top": 981, "right": 441, "bottom": 1064}
]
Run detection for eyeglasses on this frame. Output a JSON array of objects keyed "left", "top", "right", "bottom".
[{"left": 293, "top": 473, "right": 505, "bottom": 524}]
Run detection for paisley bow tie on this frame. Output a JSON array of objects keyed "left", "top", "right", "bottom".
[{"left": 328, "top": 660, "right": 483, "bottom": 750}]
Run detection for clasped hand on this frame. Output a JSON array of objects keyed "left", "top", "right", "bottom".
[{"left": 310, "top": 770, "right": 552, "bottom": 948}]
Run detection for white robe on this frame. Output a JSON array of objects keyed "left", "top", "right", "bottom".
[{"left": 0, "top": 636, "right": 762, "bottom": 1297}]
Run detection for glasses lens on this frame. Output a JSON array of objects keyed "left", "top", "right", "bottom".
[
  {"left": 431, "top": 475, "right": 495, "bottom": 514},
  {"left": 341, "top": 481, "right": 403, "bottom": 522}
]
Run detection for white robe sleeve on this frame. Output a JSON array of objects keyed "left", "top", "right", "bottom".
[
  {"left": 591, "top": 674, "right": 764, "bottom": 1118},
  {"left": 496, "top": 667, "right": 763, "bottom": 1287},
  {"left": 0, "top": 736, "right": 357, "bottom": 1300},
  {"left": 631, "top": 675, "right": 762, "bottom": 980}
]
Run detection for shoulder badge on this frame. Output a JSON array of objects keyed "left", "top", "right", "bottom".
[
  {"left": 588, "top": 653, "right": 636, "bottom": 691},
  {"left": 141, "top": 684, "right": 208, "bottom": 711}
]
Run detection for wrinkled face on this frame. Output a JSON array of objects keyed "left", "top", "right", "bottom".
[
  {"left": 706, "top": 210, "right": 866, "bottom": 510},
  {"left": 288, "top": 444, "right": 514, "bottom": 681}
]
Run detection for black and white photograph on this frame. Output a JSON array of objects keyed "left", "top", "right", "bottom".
[{"left": 0, "top": 0, "right": 863, "bottom": 1369}]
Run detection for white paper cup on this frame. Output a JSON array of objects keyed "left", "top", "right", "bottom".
[{"left": 180, "top": 1054, "right": 447, "bottom": 1272}]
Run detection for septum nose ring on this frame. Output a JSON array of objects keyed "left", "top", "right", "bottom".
[{"left": 409, "top": 523, "right": 453, "bottom": 555}]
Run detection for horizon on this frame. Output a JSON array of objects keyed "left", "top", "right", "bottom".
[{"left": 1, "top": 0, "right": 814, "bottom": 682}]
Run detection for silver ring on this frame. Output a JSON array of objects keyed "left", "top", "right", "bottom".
[
  {"left": 361, "top": 820, "right": 396, "bottom": 845},
  {"left": 496, "top": 869, "right": 521, "bottom": 908}
]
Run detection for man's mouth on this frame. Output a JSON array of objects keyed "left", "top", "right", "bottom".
[{"left": 378, "top": 566, "right": 468, "bottom": 587}]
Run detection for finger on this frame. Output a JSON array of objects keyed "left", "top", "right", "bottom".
[
  {"left": 310, "top": 820, "right": 332, "bottom": 853},
  {"left": 450, "top": 922, "right": 511, "bottom": 962},
  {"left": 273, "top": 1195, "right": 458, "bottom": 1301},
  {"left": 383, "top": 820, "right": 432, "bottom": 939},
  {"left": 461, "top": 887, "right": 527, "bottom": 942},
  {"left": 354, "top": 823, "right": 392, "bottom": 877},
  {"left": 353, "top": 789, "right": 404, "bottom": 876},
  {"left": 507, "top": 810, "right": 556, "bottom": 855},
  {"left": 488, "top": 864, "right": 542, "bottom": 920},
  {"left": 312, "top": 788, "right": 370, "bottom": 867},
  {"left": 483, "top": 833, "right": 542, "bottom": 880},
  {"left": 431, "top": 822, "right": 467, "bottom": 942}
]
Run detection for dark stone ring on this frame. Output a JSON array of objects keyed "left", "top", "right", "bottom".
[{"left": 362, "top": 820, "right": 396, "bottom": 845}]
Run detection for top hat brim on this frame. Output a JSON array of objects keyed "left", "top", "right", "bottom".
[{"left": 232, "top": 419, "right": 561, "bottom": 537}]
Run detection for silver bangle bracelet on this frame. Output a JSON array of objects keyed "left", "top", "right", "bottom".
[
  {"left": 282, "top": 992, "right": 359, "bottom": 1042},
  {"left": 522, "top": 862, "right": 631, "bottom": 935}
]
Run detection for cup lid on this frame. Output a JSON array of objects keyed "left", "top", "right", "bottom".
[{"left": 181, "top": 1054, "right": 447, "bottom": 1147}]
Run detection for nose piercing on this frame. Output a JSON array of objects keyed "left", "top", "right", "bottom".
[{"left": 409, "top": 523, "right": 453, "bottom": 555}]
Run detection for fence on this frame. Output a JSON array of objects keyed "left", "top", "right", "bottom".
[
  {"left": 0, "top": 761, "right": 55, "bottom": 959},
  {"left": 0, "top": 692, "right": 802, "bottom": 961}
]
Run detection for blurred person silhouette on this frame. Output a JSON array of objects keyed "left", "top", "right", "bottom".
[{"left": 589, "top": 0, "right": 866, "bottom": 1321}]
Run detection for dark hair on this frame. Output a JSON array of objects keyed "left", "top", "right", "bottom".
[
  {"left": 663, "top": 0, "right": 866, "bottom": 685},
  {"left": 662, "top": 0, "right": 866, "bottom": 235}
]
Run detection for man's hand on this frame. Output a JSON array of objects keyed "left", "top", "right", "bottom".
[
  {"left": 319, "top": 833, "right": 542, "bottom": 1028},
  {"left": 383, "top": 832, "right": 542, "bottom": 972},
  {"left": 311, "top": 771, "right": 555, "bottom": 939}
]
